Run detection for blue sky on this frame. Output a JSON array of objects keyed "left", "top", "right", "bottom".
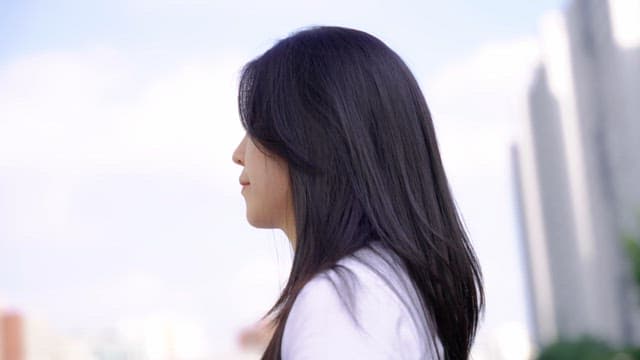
[
  {"left": 0, "top": 0, "right": 566, "bottom": 358},
  {"left": 1, "top": 0, "right": 565, "bottom": 76}
]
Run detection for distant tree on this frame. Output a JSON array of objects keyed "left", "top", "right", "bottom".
[
  {"left": 536, "top": 335, "right": 640, "bottom": 360},
  {"left": 536, "top": 213, "right": 640, "bottom": 360},
  {"left": 536, "top": 335, "right": 614, "bottom": 360},
  {"left": 622, "top": 230, "right": 640, "bottom": 299}
]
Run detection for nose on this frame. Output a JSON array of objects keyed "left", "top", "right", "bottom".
[
  {"left": 232, "top": 135, "right": 245, "bottom": 166},
  {"left": 232, "top": 147, "right": 243, "bottom": 166}
]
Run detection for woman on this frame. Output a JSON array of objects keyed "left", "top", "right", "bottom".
[{"left": 232, "top": 25, "right": 485, "bottom": 360}]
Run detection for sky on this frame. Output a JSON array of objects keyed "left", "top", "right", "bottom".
[{"left": 0, "top": 0, "right": 566, "bottom": 357}]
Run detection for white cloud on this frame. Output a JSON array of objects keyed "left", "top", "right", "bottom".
[
  {"left": 0, "top": 47, "right": 246, "bottom": 176},
  {"left": 0, "top": 46, "right": 284, "bottom": 356},
  {"left": 425, "top": 37, "right": 541, "bottom": 175},
  {"left": 609, "top": 0, "right": 640, "bottom": 49}
]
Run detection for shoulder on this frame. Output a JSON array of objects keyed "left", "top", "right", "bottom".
[
  {"left": 281, "top": 271, "right": 399, "bottom": 360},
  {"left": 281, "top": 244, "right": 438, "bottom": 359}
]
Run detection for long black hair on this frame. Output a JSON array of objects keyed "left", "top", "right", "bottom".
[{"left": 237, "top": 25, "right": 485, "bottom": 360}]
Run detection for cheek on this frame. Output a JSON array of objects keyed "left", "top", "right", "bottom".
[{"left": 245, "top": 184, "right": 282, "bottom": 228}]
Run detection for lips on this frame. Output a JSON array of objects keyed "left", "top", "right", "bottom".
[{"left": 239, "top": 178, "right": 250, "bottom": 186}]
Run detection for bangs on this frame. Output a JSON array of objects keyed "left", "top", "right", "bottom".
[
  {"left": 237, "top": 57, "right": 282, "bottom": 151},
  {"left": 237, "top": 59, "right": 259, "bottom": 134}
]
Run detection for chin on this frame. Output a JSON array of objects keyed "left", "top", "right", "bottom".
[{"left": 246, "top": 214, "right": 276, "bottom": 229}]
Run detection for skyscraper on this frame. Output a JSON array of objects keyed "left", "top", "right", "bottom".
[{"left": 515, "top": 0, "right": 640, "bottom": 350}]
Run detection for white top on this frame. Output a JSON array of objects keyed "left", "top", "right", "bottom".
[{"left": 281, "top": 241, "right": 444, "bottom": 359}]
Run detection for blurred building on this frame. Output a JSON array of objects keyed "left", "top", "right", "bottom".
[
  {"left": 1, "top": 311, "right": 24, "bottom": 360},
  {"left": 514, "top": 0, "right": 640, "bottom": 351},
  {"left": 0, "top": 309, "right": 95, "bottom": 360},
  {"left": 0, "top": 307, "right": 223, "bottom": 360}
]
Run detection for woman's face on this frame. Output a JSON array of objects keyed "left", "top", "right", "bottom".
[{"left": 232, "top": 133, "right": 294, "bottom": 238}]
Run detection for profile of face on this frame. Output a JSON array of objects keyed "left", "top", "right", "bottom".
[{"left": 232, "top": 133, "right": 295, "bottom": 239}]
